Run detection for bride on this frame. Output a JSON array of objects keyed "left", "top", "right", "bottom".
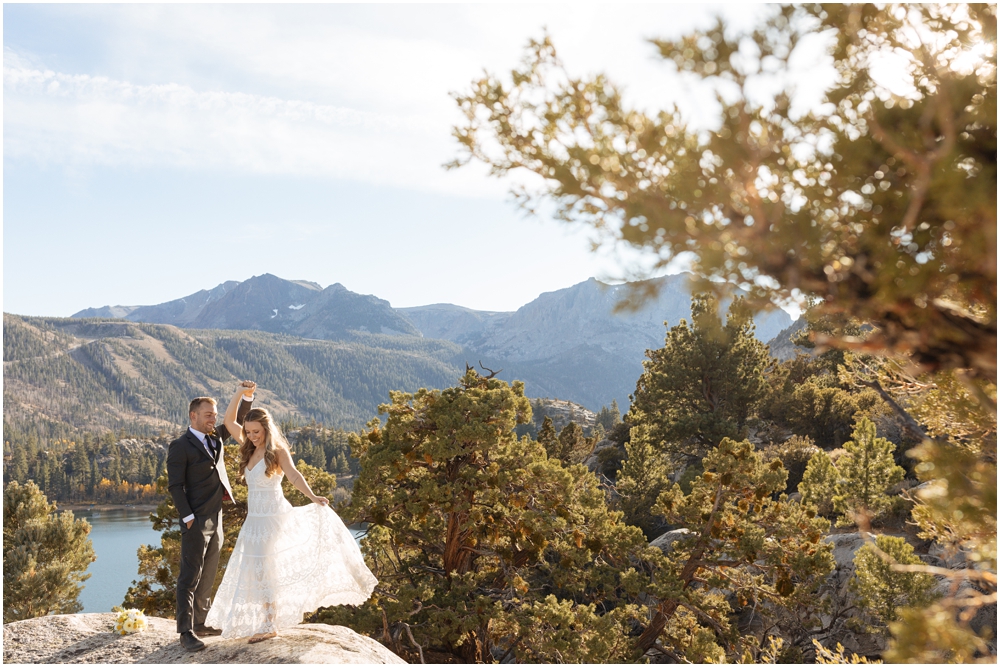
[{"left": 205, "top": 383, "right": 378, "bottom": 643}]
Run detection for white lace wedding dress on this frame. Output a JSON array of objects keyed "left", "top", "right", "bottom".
[{"left": 205, "top": 460, "right": 377, "bottom": 638}]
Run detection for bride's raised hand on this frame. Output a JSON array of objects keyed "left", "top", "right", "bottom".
[{"left": 240, "top": 380, "right": 256, "bottom": 397}]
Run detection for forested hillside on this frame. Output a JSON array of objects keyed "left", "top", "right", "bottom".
[
  {"left": 3, "top": 314, "right": 466, "bottom": 437},
  {"left": 1, "top": 311, "right": 621, "bottom": 507}
]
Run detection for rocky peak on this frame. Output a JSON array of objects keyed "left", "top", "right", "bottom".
[
  {"left": 397, "top": 303, "right": 512, "bottom": 344},
  {"left": 191, "top": 274, "right": 323, "bottom": 330},
  {"left": 72, "top": 275, "right": 418, "bottom": 342},
  {"left": 467, "top": 275, "right": 792, "bottom": 363},
  {"left": 72, "top": 281, "right": 240, "bottom": 327}
]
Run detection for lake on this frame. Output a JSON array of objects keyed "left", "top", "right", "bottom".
[
  {"left": 71, "top": 508, "right": 161, "bottom": 613},
  {"left": 71, "top": 508, "right": 365, "bottom": 614}
]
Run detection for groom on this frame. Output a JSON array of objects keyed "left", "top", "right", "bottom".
[{"left": 167, "top": 382, "right": 254, "bottom": 652}]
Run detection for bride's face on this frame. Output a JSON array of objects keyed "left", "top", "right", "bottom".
[{"left": 245, "top": 421, "right": 267, "bottom": 448}]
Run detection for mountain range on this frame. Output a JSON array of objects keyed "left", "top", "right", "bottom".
[
  {"left": 4, "top": 274, "right": 797, "bottom": 436},
  {"left": 69, "top": 273, "right": 793, "bottom": 411},
  {"left": 74, "top": 275, "right": 421, "bottom": 338}
]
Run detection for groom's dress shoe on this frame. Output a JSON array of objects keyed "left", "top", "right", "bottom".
[
  {"left": 194, "top": 624, "right": 222, "bottom": 636},
  {"left": 180, "top": 631, "right": 206, "bottom": 651}
]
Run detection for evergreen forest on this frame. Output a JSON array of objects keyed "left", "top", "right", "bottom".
[{"left": 3, "top": 314, "right": 467, "bottom": 437}]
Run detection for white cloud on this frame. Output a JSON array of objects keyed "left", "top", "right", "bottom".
[
  {"left": 3, "top": 48, "right": 503, "bottom": 196},
  {"left": 5, "top": 6, "right": 829, "bottom": 198},
  {"left": 3, "top": 6, "right": 517, "bottom": 198}
]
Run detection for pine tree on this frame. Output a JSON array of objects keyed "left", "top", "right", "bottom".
[
  {"left": 885, "top": 475, "right": 995, "bottom": 661},
  {"left": 69, "top": 446, "right": 89, "bottom": 498},
  {"left": 798, "top": 449, "right": 839, "bottom": 518},
  {"left": 139, "top": 457, "right": 156, "bottom": 485},
  {"left": 833, "top": 418, "right": 905, "bottom": 526},
  {"left": 31, "top": 457, "right": 44, "bottom": 494},
  {"left": 9, "top": 444, "right": 29, "bottom": 483},
  {"left": 762, "top": 434, "right": 819, "bottom": 495},
  {"left": 88, "top": 458, "right": 99, "bottom": 496},
  {"left": 452, "top": 5, "right": 995, "bottom": 378},
  {"left": 851, "top": 535, "right": 939, "bottom": 630},
  {"left": 320, "top": 370, "right": 654, "bottom": 663},
  {"left": 635, "top": 438, "right": 835, "bottom": 660},
  {"left": 614, "top": 426, "right": 673, "bottom": 539},
  {"left": 294, "top": 438, "right": 312, "bottom": 467},
  {"left": 51, "top": 460, "right": 68, "bottom": 499},
  {"left": 3, "top": 481, "right": 95, "bottom": 622},
  {"left": 595, "top": 400, "right": 622, "bottom": 432},
  {"left": 629, "top": 294, "right": 771, "bottom": 460},
  {"left": 553, "top": 421, "right": 592, "bottom": 464},
  {"left": 536, "top": 415, "right": 558, "bottom": 456},
  {"left": 778, "top": 374, "right": 882, "bottom": 450},
  {"left": 308, "top": 443, "right": 326, "bottom": 470},
  {"left": 105, "top": 441, "right": 121, "bottom": 483}
]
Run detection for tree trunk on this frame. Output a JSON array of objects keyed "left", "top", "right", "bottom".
[
  {"left": 634, "top": 551, "right": 707, "bottom": 653},
  {"left": 634, "top": 484, "right": 723, "bottom": 655},
  {"left": 634, "top": 599, "right": 679, "bottom": 654},
  {"left": 457, "top": 629, "right": 483, "bottom": 663}
]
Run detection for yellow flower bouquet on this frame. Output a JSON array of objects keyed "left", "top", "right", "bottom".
[{"left": 114, "top": 608, "right": 148, "bottom": 635}]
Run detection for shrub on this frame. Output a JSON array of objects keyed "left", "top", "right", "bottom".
[
  {"left": 764, "top": 435, "right": 820, "bottom": 495},
  {"left": 799, "top": 450, "right": 838, "bottom": 517},
  {"left": 850, "top": 535, "right": 940, "bottom": 631},
  {"left": 3, "top": 481, "right": 95, "bottom": 622}
]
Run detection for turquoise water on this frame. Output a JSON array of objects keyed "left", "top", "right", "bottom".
[
  {"left": 71, "top": 508, "right": 161, "bottom": 613},
  {"left": 71, "top": 508, "right": 365, "bottom": 613}
]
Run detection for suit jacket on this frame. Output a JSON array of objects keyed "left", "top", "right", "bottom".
[{"left": 167, "top": 398, "right": 252, "bottom": 521}]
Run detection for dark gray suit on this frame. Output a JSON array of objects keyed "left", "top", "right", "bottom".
[{"left": 167, "top": 399, "right": 250, "bottom": 634}]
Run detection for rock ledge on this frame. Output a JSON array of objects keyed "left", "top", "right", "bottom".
[{"left": 3, "top": 613, "right": 405, "bottom": 664}]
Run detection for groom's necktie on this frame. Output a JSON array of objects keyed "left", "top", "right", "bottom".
[{"left": 205, "top": 434, "right": 217, "bottom": 459}]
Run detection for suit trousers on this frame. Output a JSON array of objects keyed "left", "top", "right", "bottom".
[{"left": 176, "top": 509, "right": 223, "bottom": 633}]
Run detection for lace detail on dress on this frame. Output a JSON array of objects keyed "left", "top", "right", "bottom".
[{"left": 205, "top": 461, "right": 378, "bottom": 638}]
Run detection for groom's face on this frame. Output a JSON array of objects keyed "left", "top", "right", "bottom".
[{"left": 190, "top": 403, "right": 218, "bottom": 434}]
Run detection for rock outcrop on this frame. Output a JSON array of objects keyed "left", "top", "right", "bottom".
[
  {"left": 529, "top": 397, "right": 596, "bottom": 432},
  {"left": 649, "top": 528, "right": 693, "bottom": 554},
  {"left": 3, "top": 613, "right": 405, "bottom": 664}
]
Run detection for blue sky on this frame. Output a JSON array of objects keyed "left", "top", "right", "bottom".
[{"left": 4, "top": 4, "right": 825, "bottom": 317}]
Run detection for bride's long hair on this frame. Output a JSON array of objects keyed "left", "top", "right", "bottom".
[{"left": 238, "top": 408, "right": 291, "bottom": 479}]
